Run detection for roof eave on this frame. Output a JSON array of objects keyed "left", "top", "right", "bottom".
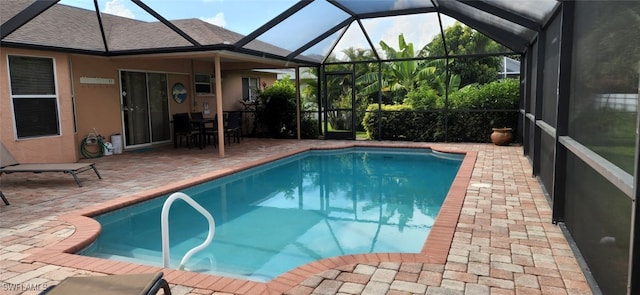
[{"left": 0, "top": 41, "right": 319, "bottom": 67}]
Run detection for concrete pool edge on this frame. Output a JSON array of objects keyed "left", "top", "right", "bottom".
[{"left": 27, "top": 143, "right": 477, "bottom": 294}]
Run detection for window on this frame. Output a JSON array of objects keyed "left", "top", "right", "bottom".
[
  {"left": 8, "top": 55, "right": 60, "bottom": 138},
  {"left": 242, "top": 77, "right": 259, "bottom": 102},
  {"left": 195, "top": 73, "right": 212, "bottom": 95}
]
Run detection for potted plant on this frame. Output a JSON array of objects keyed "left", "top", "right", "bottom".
[{"left": 490, "top": 127, "right": 513, "bottom": 145}]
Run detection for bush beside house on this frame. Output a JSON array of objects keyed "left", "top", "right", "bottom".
[{"left": 258, "top": 78, "right": 319, "bottom": 139}]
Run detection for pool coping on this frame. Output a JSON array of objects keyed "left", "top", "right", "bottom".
[{"left": 27, "top": 143, "right": 477, "bottom": 294}]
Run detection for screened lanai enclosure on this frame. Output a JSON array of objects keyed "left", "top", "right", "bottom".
[{"left": 2, "top": 1, "right": 640, "bottom": 294}]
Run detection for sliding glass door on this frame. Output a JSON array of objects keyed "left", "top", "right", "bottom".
[{"left": 120, "top": 71, "right": 170, "bottom": 148}]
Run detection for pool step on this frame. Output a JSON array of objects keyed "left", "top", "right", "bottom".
[
  {"left": 93, "top": 242, "right": 217, "bottom": 272},
  {"left": 92, "top": 242, "right": 163, "bottom": 264}
]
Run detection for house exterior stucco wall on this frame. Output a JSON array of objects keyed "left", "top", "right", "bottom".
[
  {"left": 0, "top": 48, "right": 79, "bottom": 163},
  {"left": 1, "top": 49, "right": 278, "bottom": 162},
  {"left": 222, "top": 70, "right": 277, "bottom": 110},
  {"left": 70, "top": 55, "right": 194, "bottom": 148}
]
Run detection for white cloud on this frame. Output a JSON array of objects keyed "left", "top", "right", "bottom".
[
  {"left": 329, "top": 24, "right": 370, "bottom": 60},
  {"left": 326, "top": 13, "right": 457, "bottom": 60},
  {"left": 104, "top": 0, "right": 135, "bottom": 19},
  {"left": 200, "top": 12, "right": 226, "bottom": 27},
  {"left": 379, "top": 15, "right": 439, "bottom": 51}
]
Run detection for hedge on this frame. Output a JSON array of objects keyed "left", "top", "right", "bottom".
[{"left": 362, "top": 79, "right": 519, "bottom": 142}]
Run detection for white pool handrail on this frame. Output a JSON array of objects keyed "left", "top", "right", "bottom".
[{"left": 161, "top": 192, "right": 215, "bottom": 270}]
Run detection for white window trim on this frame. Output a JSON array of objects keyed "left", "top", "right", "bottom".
[
  {"left": 7, "top": 54, "right": 61, "bottom": 140},
  {"left": 194, "top": 73, "right": 213, "bottom": 95},
  {"left": 243, "top": 77, "right": 260, "bottom": 102}
]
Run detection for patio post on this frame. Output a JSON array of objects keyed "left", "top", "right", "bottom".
[{"left": 214, "top": 54, "right": 225, "bottom": 157}]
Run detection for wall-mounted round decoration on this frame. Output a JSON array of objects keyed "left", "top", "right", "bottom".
[{"left": 172, "top": 83, "right": 187, "bottom": 104}]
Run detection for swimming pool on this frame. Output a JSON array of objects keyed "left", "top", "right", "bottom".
[{"left": 81, "top": 147, "right": 463, "bottom": 282}]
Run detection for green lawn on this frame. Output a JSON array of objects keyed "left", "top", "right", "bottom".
[{"left": 590, "top": 145, "right": 635, "bottom": 174}]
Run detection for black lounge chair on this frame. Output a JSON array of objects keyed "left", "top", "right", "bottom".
[
  {"left": 39, "top": 272, "right": 171, "bottom": 295},
  {"left": 0, "top": 143, "right": 102, "bottom": 188}
]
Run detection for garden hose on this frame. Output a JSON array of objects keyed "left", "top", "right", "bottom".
[{"left": 80, "top": 136, "right": 105, "bottom": 159}]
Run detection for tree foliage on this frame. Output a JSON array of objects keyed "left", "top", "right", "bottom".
[
  {"left": 422, "top": 23, "right": 505, "bottom": 86},
  {"left": 295, "top": 28, "right": 517, "bottom": 141},
  {"left": 259, "top": 77, "right": 297, "bottom": 137},
  {"left": 574, "top": 2, "right": 640, "bottom": 93},
  {"left": 357, "top": 34, "right": 461, "bottom": 104}
]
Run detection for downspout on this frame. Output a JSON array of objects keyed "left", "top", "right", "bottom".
[
  {"left": 68, "top": 56, "right": 77, "bottom": 134},
  {"left": 68, "top": 55, "right": 80, "bottom": 161},
  {"left": 214, "top": 54, "right": 225, "bottom": 157}
]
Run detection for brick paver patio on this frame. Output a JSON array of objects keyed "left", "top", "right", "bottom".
[{"left": 0, "top": 139, "right": 591, "bottom": 294}]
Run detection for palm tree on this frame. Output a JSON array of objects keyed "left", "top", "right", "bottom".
[{"left": 357, "top": 34, "right": 459, "bottom": 102}]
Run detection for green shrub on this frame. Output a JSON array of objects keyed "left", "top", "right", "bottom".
[
  {"left": 448, "top": 78, "right": 519, "bottom": 110},
  {"left": 259, "top": 79, "right": 297, "bottom": 138},
  {"left": 362, "top": 104, "right": 443, "bottom": 141},
  {"left": 446, "top": 79, "right": 519, "bottom": 141},
  {"left": 363, "top": 78, "right": 519, "bottom": 142},
  {"left": 403, "top": 84, "right": 440, "bottom": 109},
  {"left": 300, "top": 117, "right": 320, "bottom": 139}
]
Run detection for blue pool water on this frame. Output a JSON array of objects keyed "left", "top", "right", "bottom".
[{"left": 82, "top": 147, "right": 463, "bottom": 282}]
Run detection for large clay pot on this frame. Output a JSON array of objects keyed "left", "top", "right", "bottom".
[{"left": 491, "top": 128, "right": 513, "bottom": 146}]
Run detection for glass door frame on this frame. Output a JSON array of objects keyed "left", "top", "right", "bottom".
[{"left": 119, "top": 69, "right": 171, "bottom": 149}]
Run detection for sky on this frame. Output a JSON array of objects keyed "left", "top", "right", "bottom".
[
  {"left": 59, "top": 0, "right": 298, "bottom": 35},
  {"left": 58, "top": 0, "right": 456, "bottom": 59}
]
